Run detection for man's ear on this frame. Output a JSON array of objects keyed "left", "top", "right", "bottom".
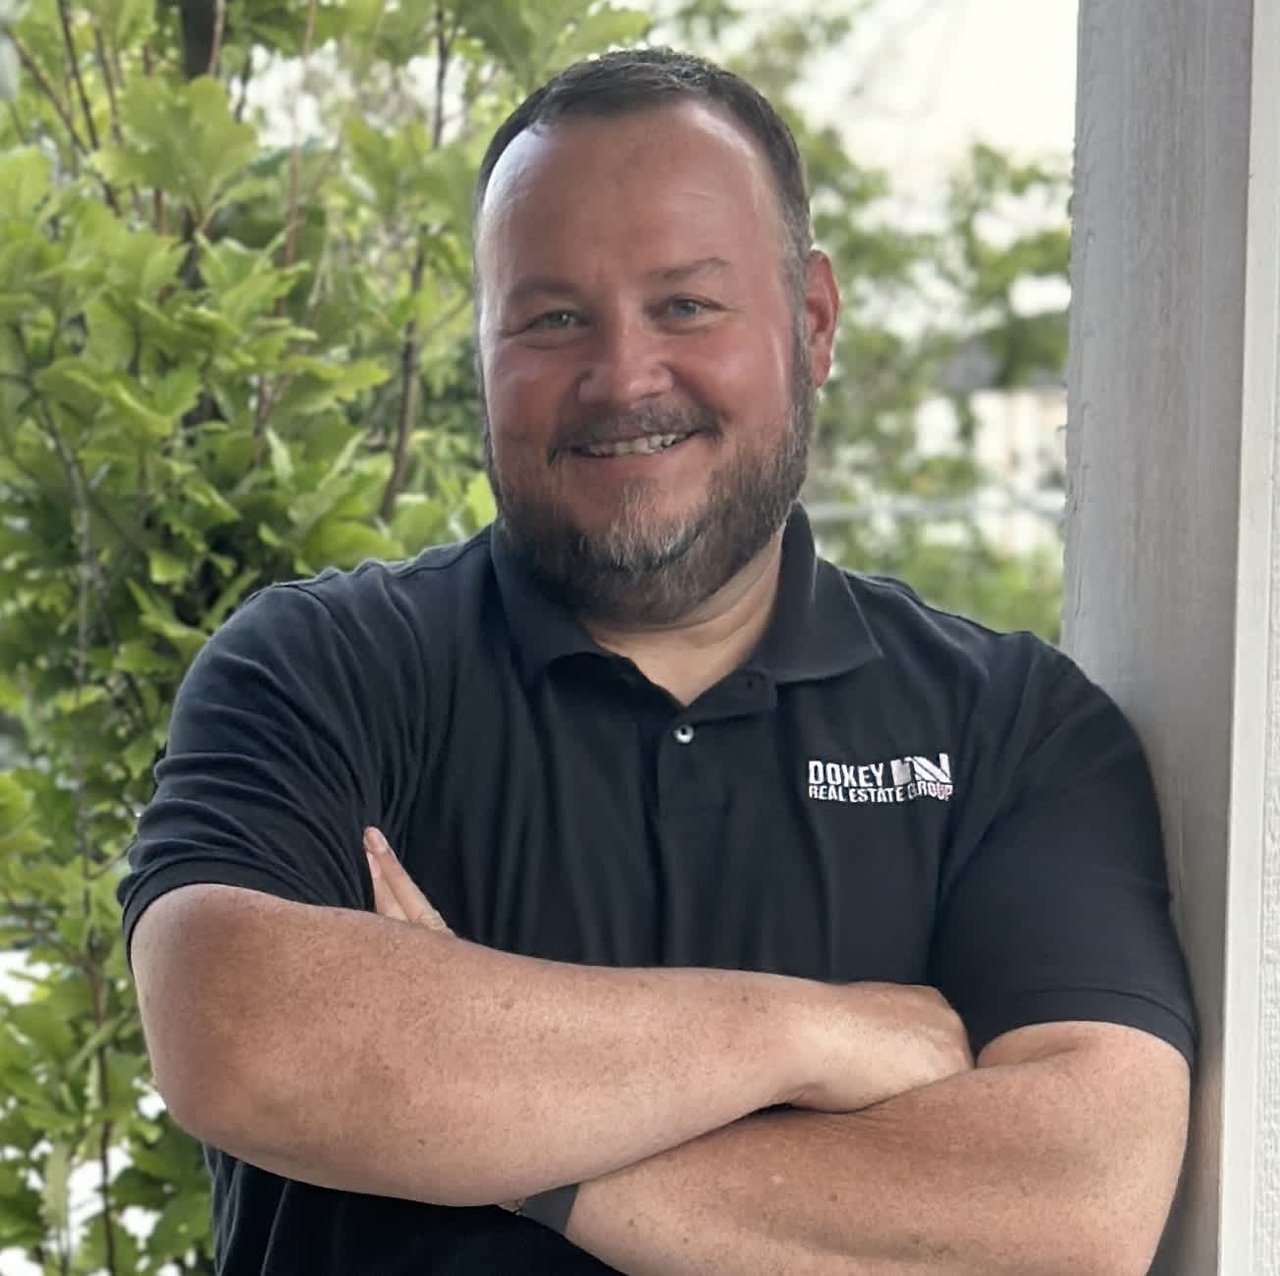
[{"left": 803, "top": 250, "right": 841, "bottom": 389}]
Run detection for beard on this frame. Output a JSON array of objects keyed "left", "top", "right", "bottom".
[{"left": 484, "top": 325, "right": 815, "bottom": 627}]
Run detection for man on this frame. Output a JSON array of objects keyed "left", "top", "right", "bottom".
[{"left": 121, "top": 47, "right": 1195, "bottom": 1275}]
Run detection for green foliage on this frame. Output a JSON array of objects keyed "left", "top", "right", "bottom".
[
  {"left": 453, "top": 0, "right": 650, "bottom": 90},
  {"left": 0, "top": 0, "right": 1069, "bottom": 1270},
  {"left": 94, "top": 77, "right": 259, "bottom": 226},
  {"left": 940, "top": 143, "right": 1072, "bottom": 392}
]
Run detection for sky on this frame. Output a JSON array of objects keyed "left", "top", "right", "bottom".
[
  {"left": 0, "top": 4, "right": 1080, "bottom": 1272},
  {"left": 747, "top": 0, "right": 1079, "bottom": 193}
]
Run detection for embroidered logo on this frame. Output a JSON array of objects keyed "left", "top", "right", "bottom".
[{"left": 806, "top": 754, "right": 953, "bottom": 804}]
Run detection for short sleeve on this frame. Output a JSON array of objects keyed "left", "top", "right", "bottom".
[
  {"left": 929, "top": 656, "right": 1197, "bottom": 1067},
  {"left": 118, "top": 583, "right": 400, "bottom": 962}
]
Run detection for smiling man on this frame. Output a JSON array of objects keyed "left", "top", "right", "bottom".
[
  {"left": 477, "top": 97, "right": 817, "bottom": 654},
  {"left": 120, "top": 48, "right": 1194, "bottom": 1276}
]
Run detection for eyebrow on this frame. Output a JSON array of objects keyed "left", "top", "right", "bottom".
[
  {"left": 650, "top": 256, "right": 733, "bottom": 283},
  {"left": 503, "top": 256, "right": 734, "bottom": 308}
]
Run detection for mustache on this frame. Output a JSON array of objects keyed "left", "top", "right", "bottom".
[{"left": 549, "top": 404, "right": 720, "bottom": 459}]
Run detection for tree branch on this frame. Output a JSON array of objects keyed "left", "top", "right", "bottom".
[
  {"left": 233, "top": 47, "right": 252, "bottom": 123},
  {"left": 12, "top": 33, "right": 88, "bottom": 157},
  {"left": 92, "top": 30, "right": 123, "bottom": 146},
  {"left": 42, "top": 355, "right": 110, "bottom": 1276},
  {"left": 281, "top": 0, "right": 319, "bottom": 272},
  {"left": 6, "top": 101, "right": 28, "bottom": 145},
  {"left": 86, "top": 963, "right": 120, "bottom": 1276},
  {"left": 141, "top": 40, "right": 164, "bottom": 233},
  {"left": 380, "top": 234, "right": 427, "bottom": 521},
  {"left": 94, "top": 29, "right": 146, "bottom": 220},
  {"left": 176, "top": 0, "right": 216, "bottom": 81},
  {"left": 7, "top": 326, "right": 152, "bottom": 730},
  {"left": 55, "top": 0, "right": 99, "bottom": 150},
  {"left": 0, "top": 894, "right": 80, "bottom": 963},
  {"left": 433, "top": 5, "right": 451, "bottom": 150},
  {"left": 207, "top": 0, "right": 227, "bottom": 78},
  {"left": 55, "top": 0, "right": 124, "bottom": 215},
  {"left": 380, "top": 10, "right": 455, "bottom": 521},
  {"left": 256, "top": 0, "right": 318, "bottom": 447}
]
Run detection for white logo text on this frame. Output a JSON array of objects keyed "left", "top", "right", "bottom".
[{"left": 806, "top": 754, "right": 953, "bottom": 804}]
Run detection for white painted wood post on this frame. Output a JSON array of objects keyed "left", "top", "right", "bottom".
[{"left": 1066, "top": 2, "right": 1280, "bottom": 1272}]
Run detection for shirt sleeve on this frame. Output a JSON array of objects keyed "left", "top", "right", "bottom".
[
  {"left": 117, "top": 581, "right": 403, "bottom": 962},
  {"left": 928, "top": 651, "right": 1198, "bottom": 1067}
]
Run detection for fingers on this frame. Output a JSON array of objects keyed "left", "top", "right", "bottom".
[
  {"left": 365, "top": 834, "right": 409, "bottom": 922},
  {"left": 363, "top": 827, "right": 455, "bottom": 936}
]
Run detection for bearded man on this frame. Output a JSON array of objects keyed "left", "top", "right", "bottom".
[{"left": 121, "top": 47, "right": 1194, "bottom": 1276}]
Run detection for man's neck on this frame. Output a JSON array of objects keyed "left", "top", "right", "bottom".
[{"left": 581, "top": 534, "right": 785, "bottom": 706}]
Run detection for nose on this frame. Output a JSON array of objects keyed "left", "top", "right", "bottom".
[{"left": 575, "top": 320, "right": 674, "bottom": 411}]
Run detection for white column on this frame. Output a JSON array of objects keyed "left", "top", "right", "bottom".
[{"left": 1066, "top": 3, "right": 1280, "bottom": 1272}]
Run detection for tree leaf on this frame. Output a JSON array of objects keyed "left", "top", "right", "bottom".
[
  {"left": 264, "top": 427, "right": 294, "bottom": 485},
  {"left": 95, "top": 77, "right": 258, "bottom": 220},
  {"left": 82, "top": 0, "right": 156, "bottom": 49},
  {"left": 39, "top": 1140, "right": 71, "bottom": 1237},
  {"left": 553, "top": 4, "right": 652, "bottom": 64},
  {"left": 301, "top": 518, "right": 402, "bottom": 568},
  {"left": 0, "top": 1160, "right": 43, "bottom": 1249},
  {"left": 147, "top": 549, "right": 189, "bottom": 586},
  {"left": 463, "top": 470, "right": 496, "bottom": 531},
  {"left": 0, "top": 147, "right": 52, "bottom": 218},
  {"left": 448, "top": 0, "right": 542, "bottom": 87}
]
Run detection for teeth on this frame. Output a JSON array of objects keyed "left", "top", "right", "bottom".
[{"left": 580, "top": 433, "right": 686, "bottom": 457}]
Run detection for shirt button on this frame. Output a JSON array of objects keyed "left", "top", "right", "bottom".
[{"left": 673, "top": 724, "right": 695, "bottom": 745}]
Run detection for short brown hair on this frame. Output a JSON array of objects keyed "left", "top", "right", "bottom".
[{"left": 474, "top": 47, "right": 814, "bottom": 295}]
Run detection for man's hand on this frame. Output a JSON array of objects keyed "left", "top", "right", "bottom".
[
  {"left": 363, "top": 827, "right": 455, "bottom": 934},
  {"left": 362, "top": 826, "right": 973, "bottom": 1116},
  {"left": 788, "top": 979, "right": 973, "bottom": 1111}
]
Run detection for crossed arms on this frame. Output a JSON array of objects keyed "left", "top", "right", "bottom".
[{"left": 130, "top": 837, "right": 1190, "bottom": 1276}]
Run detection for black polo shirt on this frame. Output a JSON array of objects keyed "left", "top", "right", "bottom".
[{"left": 119, "top": 505, "right": 1196, "bottom": 1275}]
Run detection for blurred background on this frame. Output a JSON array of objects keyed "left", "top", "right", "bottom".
[{"left": 0, "top": 1, "right": 1074, "bottom": 1270}]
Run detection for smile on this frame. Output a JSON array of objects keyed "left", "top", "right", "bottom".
[{"left": 575, "top": 432, "right": 693, "bottom": 458}]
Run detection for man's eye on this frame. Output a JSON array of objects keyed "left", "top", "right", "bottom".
[
  {"left": 664, "top": 298, "right": 712, "bottom": 319},
  {"left": 528, "top": 310, "right": 580, "bottom": 331}
]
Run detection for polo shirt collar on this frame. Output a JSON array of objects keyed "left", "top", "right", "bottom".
[
  {"left": 490, "top": 521, "right": 601, "bottom": 685},
  {"left": 749, "top": 505, "right": 882, "bottom": 683},
  {"left": 490, "top": 504, "right": 881, "bottom": 688}
]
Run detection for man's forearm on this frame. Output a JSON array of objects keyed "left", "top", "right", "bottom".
[
  {"left": 564, "top": 1043, "right": 1187, "bottom": 1276},
  {"left": 135, "top": 884, "right": 806, "bottom": 1206}
]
